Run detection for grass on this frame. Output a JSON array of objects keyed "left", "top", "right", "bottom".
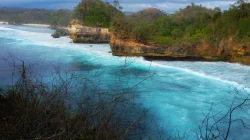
[{"left": 147, "top": 36, "right": 184, "bottom": 45}]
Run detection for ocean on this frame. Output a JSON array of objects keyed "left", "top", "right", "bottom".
[{"left": 0, "top": 24, "right": 250, "bottom": 139}]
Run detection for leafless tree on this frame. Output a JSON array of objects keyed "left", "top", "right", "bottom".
[{"left": 198, "top": 88, "right": 250, "bottom": 140}]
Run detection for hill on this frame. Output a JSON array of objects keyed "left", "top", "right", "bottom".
[
  {"left": 0, "top": 7, "right": 72, "bottom": 26},
  {"left": 128, "top": 8, "right": 166, "bottom": 23},
  {"left": 109, "top": 1, "right": 250, "bottom": 65},
  {"left": 72, "top": 0, "right": 121, "bottom": 28},
  {"left": 171, "top": 3, "right": 216, "bottom": 24}
]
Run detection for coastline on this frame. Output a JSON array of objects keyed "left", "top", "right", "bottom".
[
  {"left": 0, "top": 21, "right": 50, "bottom": 28},
  {"left": 0, "top": 21, "right": 7, "bottom": 24},
  {"left": 22, "top": 24, "right": 50, "bottom": 28}
]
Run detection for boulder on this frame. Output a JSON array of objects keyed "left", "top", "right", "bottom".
[
  {"left": 51, "top": 28, "right": 69, "bottom": 38},
  {"left": 51, "top": 31, "right": 60, "bottom": 38}
]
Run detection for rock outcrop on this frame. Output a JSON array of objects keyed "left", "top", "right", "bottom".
[
  {"left": 51, "top": 28, "right": 69, "bottom": 38},
  {"left": 68, "top": 19, "right": 110, "bottom": 43},
  {"left": 51, "top": 31, "right": 60, "bottom": 38},
  {"left": 110, "top": 34, "right": 250, "bottom": 65}
]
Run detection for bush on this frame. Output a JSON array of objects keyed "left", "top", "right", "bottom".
[
  {"left": 148, "top": 36, "right": 183, "bottom": 45},
  {"left": 0, "top": 59, "right": 148, "bottom": 139}
]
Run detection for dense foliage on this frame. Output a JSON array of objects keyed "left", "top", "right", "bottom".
[
  {"left": 50, "top": 9, "right": 72, "bottom": 27},
  {"left": 0, "top": 8, "right": 72, "bottom": 26},
  {"left": 111, "top": 0, "right": 250, "bottom": 45},
  {"left": 72, "top": 0, "right": 121, "bottom": 28}
]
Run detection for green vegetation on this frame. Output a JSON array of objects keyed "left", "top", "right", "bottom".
[
  {"left": 72, "top": 0, "right": 121, "bottom": 28},
  {"left": 50, "top": 9, "right": 72, "bottom": 27},
  {"left": 0, "top": 8, "right": 72, "bottom": 27},
  {"left": 111, "top": 0, "right": 250, "bottom": 45}
]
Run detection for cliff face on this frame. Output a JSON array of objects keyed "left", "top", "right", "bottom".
[
  {"left": 110, "top": 34, "right": 250, "bottom": 65},
  {"left": 68, "top": 19, "right": 110, "bottom": 43}
]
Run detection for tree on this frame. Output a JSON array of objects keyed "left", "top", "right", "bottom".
[
  {"left": 114, "top": 0, "right": 122, "bottom": 10},
  {"left": 199, "top": 89, "right": 250, "bottom": 140},
  {"left": 171, "top": 29, "right": 183, "bottom": 39},
  {"left": 50, "top": 15, "right": 60, "bottom": 28}
]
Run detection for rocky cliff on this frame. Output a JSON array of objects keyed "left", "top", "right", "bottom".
[
  {"left": 68, "top": 19, "right": 110, "bottom": 43},
  {"left": 110, "top": 34, "right": 250, "bottom": 65}
]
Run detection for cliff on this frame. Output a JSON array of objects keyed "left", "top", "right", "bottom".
[
  {"left": 110, "top": 35, "right": 250, "bottom": 65},
  {"left": 68, "top": 19, "right": 110, "bottom": 43},
  {"left": 108, "top": 1, "right": 250, "bottom": 65}
]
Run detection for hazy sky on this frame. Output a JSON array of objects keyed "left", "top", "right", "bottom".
[{"left": 0, "top": 0, "right": 242, "bottom": 13}]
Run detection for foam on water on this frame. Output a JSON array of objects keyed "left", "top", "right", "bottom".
[
  {"left": 1, "top": 24, "right": 249, "bottom": 93},
  {"left": 151, "top": 62, "right": 250, "bottom": 92},
  {"left": 126, "top": 56, "right": 250, "bottom": 93},
  {"left": 1, "top": 25, "right": 250, "bottom": 139}
]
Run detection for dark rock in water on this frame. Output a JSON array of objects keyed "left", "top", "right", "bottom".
[
  {"left": 108, "top": 51, "right": 112, "bottom": 53},
  {"left": 51, "top": 27, "right": 69, "bottom": 38},
  {"left": 56, "top": 28, "right": 69, "bottom": 36},
  {"left": 51, "top": 31, "right": 60, "bottom": 38}
]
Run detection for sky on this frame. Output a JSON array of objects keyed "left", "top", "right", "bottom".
[{"left": 0, "top": 0, "right": 243, "bottom": 13}]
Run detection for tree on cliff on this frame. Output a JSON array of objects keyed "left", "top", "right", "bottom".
[
  {"left": 72, "top": 0, "right": 121, "bottom": 28},
  {"left": 110, "top": 0, "right": 250, "bottom": 45}
]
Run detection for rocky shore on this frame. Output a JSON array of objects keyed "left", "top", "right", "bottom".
[
  {"left": 110, "top": 34, "right": 250, "bottom": 65},
  {"left": 68, "top": 20, "right": 110, "bottom": 43}
]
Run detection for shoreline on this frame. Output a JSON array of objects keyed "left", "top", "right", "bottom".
[
  {"left": 0, "top": 21, "right": 50, "bottom": 28},
  {"left": 0, "top": 21, "right": 7, "bottom": 24},
  {"left": 22, "top": 24, "right": 50, "bottom": 28}
]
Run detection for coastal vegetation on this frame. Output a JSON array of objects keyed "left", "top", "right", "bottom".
[
  {"left": 109, "top": 0, "right": 250, "bottom": 65},
  {"left": 0, "top": 7, "right": 72, "bottom": 27},
  {"left": 111, "top": 1, "right": 250, "bottom": 44},
  {"left": 69, "top": 0, "right": 249, "bottom": 65},
  {"left": 72, "top": 0, "right": 122, "bottom": 28}
]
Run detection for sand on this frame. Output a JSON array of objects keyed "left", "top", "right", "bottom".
[
  {"left": 22, "top": 24, "right": 50, "bottom": 28},
  {"left": 0, "top": 21, "right": 7, "bottom": 24},
  {"left": 0, "top": 21, "right": 50, "bottom": 28}
]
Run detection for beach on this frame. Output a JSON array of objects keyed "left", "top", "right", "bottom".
[
  {"left": 22, "top": 24, "right": 50, "bottom": 28},
  {"left": 0, "top": 21, "right": 7, "bottom": 24},
  {"left": 0, "top": 21, "right": 50, "bottom": 28}
]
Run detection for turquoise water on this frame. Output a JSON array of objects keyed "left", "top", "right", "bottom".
[{"left": 0, "top": 25, "right": 250, "bottom": 139}]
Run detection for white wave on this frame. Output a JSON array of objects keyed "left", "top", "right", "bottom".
[
  {"left": 2, "top": 25, "right": 250, "bottom": 93},
  {"left": 150, "top": 62, "right": 250, "bottom": 92},
  {"left": 0, "top": 26, "right": 17, "bottom": 31}
]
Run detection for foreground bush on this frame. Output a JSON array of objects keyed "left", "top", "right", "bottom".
[{"left": 0, "top": 61, "right": 147, "bottom": 140}]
